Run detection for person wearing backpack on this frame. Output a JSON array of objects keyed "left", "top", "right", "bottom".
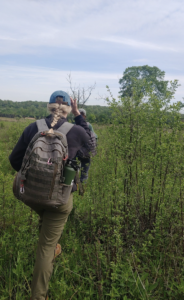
[
  {"left": 9, "top": 91, "right": 91, "bottom": 300},
  {"left": 77, "top": 108, "right": 97, "bottom": 183}
]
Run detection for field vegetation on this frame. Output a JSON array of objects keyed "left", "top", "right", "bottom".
[{"left": 1, "top": 82, "right": 184, "bottom": 299}]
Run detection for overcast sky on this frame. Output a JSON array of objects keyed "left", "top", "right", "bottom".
[{"left": 0, "top": 0, "right": 183, "bottom": 105}]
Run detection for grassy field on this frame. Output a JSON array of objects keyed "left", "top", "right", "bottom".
[
  {"left": 1, "top": 96, "right": 184, "bottom": 299},
  {"left": 0, "top": 117, "right": 35, "bottom": 122},
  {"left": 0, "top": 117, "right": 19, "bottom": 122}
]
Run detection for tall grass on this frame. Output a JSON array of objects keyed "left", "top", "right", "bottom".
[{"left": 1, "top": 90, "right": 184, "bottom": 299}]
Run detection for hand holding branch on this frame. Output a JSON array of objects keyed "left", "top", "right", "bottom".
[{"left": 70, "top": 97, "right": 80, "bottom": 117}]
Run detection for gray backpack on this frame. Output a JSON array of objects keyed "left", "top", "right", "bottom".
[
  {"left": 13, "top": 119, "right": 74, "bottom": 207},
  {"left": 77, "top": 123, "right": 97, "bottom": 159}
]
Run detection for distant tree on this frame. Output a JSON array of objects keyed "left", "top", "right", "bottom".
[
  {"left": 88, "top": 113, "right": 96, "bottom": 123},
  {"left": 119, "top": 65, "right": 178, "bottom": 100}
]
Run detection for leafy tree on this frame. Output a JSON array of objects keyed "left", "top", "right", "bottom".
[
  {"left": 119, "top": 65, "right": 178, "bottom": 100},
  {"left": 88, "top": 113, "right": 96, "bottom": 123}
]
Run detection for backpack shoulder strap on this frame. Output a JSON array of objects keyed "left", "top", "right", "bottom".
[
  {"left": 36, "top": 119, "right": 48, "bottom": 132},
  {"left": 57, "top": 122, "right": 74, "bottom": 135}
]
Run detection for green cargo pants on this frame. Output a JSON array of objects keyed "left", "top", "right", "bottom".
[{"left": 27, "top": 194, "right": 73, "bottom": 300}]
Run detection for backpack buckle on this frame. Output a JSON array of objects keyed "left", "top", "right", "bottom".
[{"left": 47, "top": 158, "right": 52, "bottom": 165}]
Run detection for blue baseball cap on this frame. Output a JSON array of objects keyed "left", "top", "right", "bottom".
[{"left": 49, "top": 90, "right": 71, "bottom": 106}]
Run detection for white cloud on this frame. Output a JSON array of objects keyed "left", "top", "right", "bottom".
[
  {"left": 0, "top": 36, "right": 17, "bottom": 41},
  {"left": 133, "top": 58, "right": 148, "bottom": 63},
  {"left": 0, "top": 0, "right": 183, "bottom": 54},
  {"left": 98, "top": 37, "right": 179, "bottom": 53}
]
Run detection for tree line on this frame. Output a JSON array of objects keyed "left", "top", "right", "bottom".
[{"left": 0, "top": 99, "right": 111, "bottom": 123}]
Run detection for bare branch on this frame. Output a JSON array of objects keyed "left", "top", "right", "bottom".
[{"left": 66, "top": 72, "right": 96, "bottom": 108}]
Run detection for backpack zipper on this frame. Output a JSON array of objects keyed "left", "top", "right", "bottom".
[{"left": 49, "top": 163, "right": 58, "bottom": 199}]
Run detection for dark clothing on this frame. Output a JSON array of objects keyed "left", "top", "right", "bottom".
[
  {"left": 9, "top": 114, "right": 90, "bottom": 172},
  {"left": 80, "top": 158, "right": 90, "bottom": 182},
  {"left": 77, "top": 121, "right": 97, "bottom": 182}
]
